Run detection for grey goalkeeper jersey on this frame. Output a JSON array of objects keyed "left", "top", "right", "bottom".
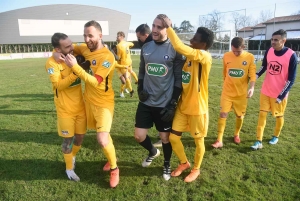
[{"left": 139, "top": 39, "right": 184, "bottom": 107}]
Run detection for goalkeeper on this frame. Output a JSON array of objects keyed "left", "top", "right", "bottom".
[
  {"left": 134, "top": 14, "right": 185, "bottom": 181},
  {"left": 161, "top": 15, "right": 214, "bottom": 182}
]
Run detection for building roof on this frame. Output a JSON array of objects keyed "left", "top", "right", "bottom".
[
  {"left": 250, "top": 34, "right": 266, "bottom": 40},
  {"left": 263, "top": 14, "right": 300, "bottom": 24},
  {"left": 237, "top": 26, "right": 253, "bottom": 32},
  {"left": 252, "top": 23, "right": 266, "bottom": 29}
]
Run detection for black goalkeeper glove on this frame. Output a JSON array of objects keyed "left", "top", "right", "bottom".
[
  {"left": 160, "top": 99, "right": 177, "bottom": 122},
  {"left": 75, "top": 55, "right": 91, "bottom": 72},
  {"left": 138, "top": 90, "right": 149, "bottom": 102}
]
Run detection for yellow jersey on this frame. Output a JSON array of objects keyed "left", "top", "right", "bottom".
[
  {"left": 167, "top": 27, "right": 212, "bottom": 115},
  {"left": 222, "top": 51, "right": 256, "bottom": 98},
  {"left": 45, "top": 56, "right": 84, "bottom": 117},
  {"left": 72, "top": 43, "right": 115, "bottom": 107},
  {"left": 116, "top": 41, "right": 133, "bottom": 66}
]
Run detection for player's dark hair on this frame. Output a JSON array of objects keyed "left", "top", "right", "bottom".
[
  {"left": 84, "top": 20, "right": 102, "bottom": 32},
  {"left": 135, "top": 24, "right": 151, "bottom": 35},
  {"left": 117, "top": 31, "right": 125, "bottom": 37},
  {"left": 231, "top": 37, "right": 244, "bottom": 48},
  {"left": 272, "top": 29, "right": 287, "bottom": 38},
  {"left": 196, "top": 27, "right": 214, "bottom": 50},
  {"left": 51, "top": 33, "right": 68, "bottom": 48}
]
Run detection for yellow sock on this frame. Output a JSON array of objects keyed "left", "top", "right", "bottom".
[
  {"left": 125, "top": 79, "right": 132, "bottom": 91},
  {"left": 193, "top": 137, "right": 205, "bottom": 170},
  {"left": 63, "top": 153, "right": 73, "bottom": 170},
  {"left": 120, "top": 84, "right": 125, "bottom": 93},
  {"left": 131, "top": 72, "right": 138, "bottom": 82},
  {"left": 217, "top": 118, "right": 226, "bottom": 142},
  {"left": 102, "top": 140, "right": 117, "bottom": 169},
  {"left": 234, "top": 117, "right": 244, "bottom": 136},
  {"left": 274, "top": 117, "right": 284, "bottom": 137},
  {"left": 169, "top": 133, "right": 187, "bottom": 164},
  {"left": 72, "top": 145, "right": 81, "bottom": 156},
  {"left": 257, "top": 111, "right": 267, "bottom": 141}
]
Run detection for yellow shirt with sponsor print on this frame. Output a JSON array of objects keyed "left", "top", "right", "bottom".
[
  {"left": 72, "top": 43, "right": 115, "bottom": 107},
  {"left": 117, "top": 41, "right": 133, "bottom": 66},
  {"left": 45, "top": 56, "right": 84, "bottom": 117},
  {"left": 166, "top": 27, "right": 212, "bottom": 115},
  {"left": 222, "top": 51, "right": 256, "bottom": 98}
]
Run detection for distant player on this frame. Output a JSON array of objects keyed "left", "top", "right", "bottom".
[
  {"left": 45, "top": 33, "right": 86, "bottom": 182},
  {"left": 212, "top": 37, "right": 256, "bottom": 148},
  {"left": 162, "top": 15, "right": 214, "bottom": 182},
  {"left": 135, "top": 24, "right": 153, "bottom": 47},
  {"left": 116, "top": 31, "right": 135, "bottom": 98},
  {"left": 251, "top": 29, "right": 298, "bottom": 150}
]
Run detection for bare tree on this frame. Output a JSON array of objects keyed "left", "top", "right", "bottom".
[
  {"left": 292, "top": 10, "right": 300, "bottom": 15},
  {"left": 199, "top": 10, "right": 223, "bottom": 32},
  {"left": 259, "top": 10, "right": 273, "bottom": 22}
]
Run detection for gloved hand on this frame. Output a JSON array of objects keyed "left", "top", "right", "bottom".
[
  {"left": 138, "top": 90, "right": 149, "bottom": 102},
  {"left": 75, "top": 55, "right": 91, "bottom": 72},
  {"left": 160, "top": 99, "right": 177, "bottom": 122}
]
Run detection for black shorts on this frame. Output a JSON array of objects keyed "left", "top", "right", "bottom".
[{"left": 135, "top": 102, "right": 172, "bottom": 132}]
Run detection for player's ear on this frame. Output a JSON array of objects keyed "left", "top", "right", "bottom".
[
  {"left": 54, "top": 47, "right": 62, "bottom": 53},
  {"left": 99, "top": 33, "right": 103, "bottom": 39}
]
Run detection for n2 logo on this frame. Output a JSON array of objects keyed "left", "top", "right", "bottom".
[{"left": 268, "top": 61, "right": 282, "bottom": 75}]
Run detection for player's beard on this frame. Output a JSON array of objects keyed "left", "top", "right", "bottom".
[
  {"left": 61, "top": 50, "right": 73, "bottom": 56},
  {"left": 153, "top": 33, "right": 166, "bottom": 42},
  {"left": 86, "top": 40, "right": 99, "bottom": 52}
]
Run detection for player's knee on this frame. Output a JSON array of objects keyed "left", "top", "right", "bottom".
[
  {"left": 160, "top": 133, "right": 170, "bottom": 144},
  {"left": 120, "top": 76, "right": 126, "bottom": 84},
  {"left": 97, "top": 133, "right": 109, "bottom": 147},
  {"left": 220, "top": 112, "right": 228, "bottom": 118},
  {"left": 74, "top": 134, "right": 85, "bottom": 146},
  {"left": 134, "top": 132, "right": 144, "bottom": 142},
  {"left": 61, "top": 138, "right": 73, "bottom": 154}
]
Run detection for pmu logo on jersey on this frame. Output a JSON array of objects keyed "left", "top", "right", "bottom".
[
  {"left": 242, "top": 61, "right": 247, "bottom": 65},
  {"left": 268, "top": 61, "right": 282, "bottom": 75},
  {"left": 92, "top": 60, "right": 96, "bottom": 65},
  {"left": 146, "top": 63, "right": 168, "bottom": 76},
  {"left": 164, "top": 55, "right": 170, "bottom": 60},
  {"left": 182, "top": 71, "right": 191, "bottom": 84},
  {"left": 228, "top": 69, "right": 244, "bottom": 77}
]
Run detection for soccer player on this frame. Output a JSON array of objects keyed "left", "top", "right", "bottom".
[
  {"left": 134, "top": 14, "right": 185, "bottom": 181},
  {"left": 251, "top": 29, "right": 298, "bottom": 150},
  {"left": 162, "top": 16, "right": 214, "bottom": 182},
  {"left": 211, "top": 37, "right": 256, "bottom": 148},
  {"left": 135, "top": 24, "right": 152, "bottom": 47},
  {"left": 45, "top": 33, "right": 86, "bottom": 182},
  {"left": 116, "top": 31, "right": 135, "bottom": 98},
  {"left": 55, "top": 21, "right": 119, "bottom": 188},
  {"left": 135, "top": 23, "right": 162, "bottom": 148}
]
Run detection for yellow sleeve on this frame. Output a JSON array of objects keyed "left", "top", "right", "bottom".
[
  {"left": 127, "top": 42, "right": 134, "bottom": 48},
  {"left": 114, "top": 61, "right": 127, "bottom": 69},
  {"left": 166, "top": 27, "right": 207, "bottom": 63},
  {"left": 95, "top": 54, "right": 115, "bottom": 78},
  {"left": 71, "top": 64, "right": 99, "bottom": 87},
  {"left": 45, "top": 60, "right": 78, "bottom": 91},
  {"left": 222, "top": 57, "right": 227, "bottom": 81},
  {"left": 248, "top": 54, "right": 256, "bottom": 82}
]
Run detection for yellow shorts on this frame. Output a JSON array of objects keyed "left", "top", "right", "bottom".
[
  {"left": 220, "top": 95, "right": 247, "bottom": 116},
  {"left": 57, "top": 109, "right": 86, "bottom": 138},
  {"left": 259, "top": 93, "right": 287, "bottom": 116},
  {"left": 85, "top": 101, "right": 114, "bottom": 132},
  {"left": 117, "top": 68, "right": 129, "bottom": 78},
  {"left": 172, "top": 109, "right": 208, "bottom": 138}
]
